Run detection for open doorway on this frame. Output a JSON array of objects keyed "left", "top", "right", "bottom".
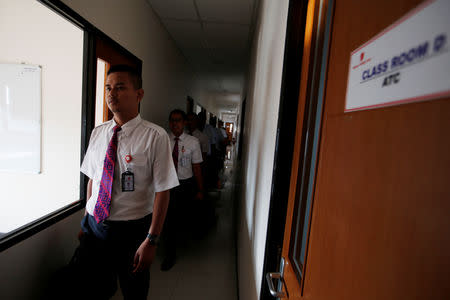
[{"left": 94, "top": 36, "right": 142, "bottom": 126}]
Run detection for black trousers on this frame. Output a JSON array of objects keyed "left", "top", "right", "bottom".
[
  {"left": 49, "top": 214, "right": 152, "bottom": 300},
  {"left": 204, "top": 154, "right": 218, "bottom": 188},
  {"left": 163, "top": 177, "right": 196, "bottom": 258}
]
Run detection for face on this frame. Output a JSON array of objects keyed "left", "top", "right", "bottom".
[
  {"left": 186, "top": 114, "right": 197, "bottom": 131},
  {"left": 198, "top": 114, "right": 206, "bottom": 129},
  {"left": 105, "top": 72, "right": 143, "bottom": 116},
  {"left": 169, "top": 112, "right": 185, "bottom": 136}
]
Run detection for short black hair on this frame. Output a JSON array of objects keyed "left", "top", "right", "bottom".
[
  {"left": 186, "top": 112, "right": 197, "bottom": 119},
  {"left": 198, "top": 111, "right": 206, "bottom": 120},
  {"left": 107, "top": 65, "right": 142, "bottom": 89},
  {"left": 209, "top": 116, "right": 217, "bottom": 126},
  {"left": 169, "top": 109, "right": 186, "bottom": 120}
]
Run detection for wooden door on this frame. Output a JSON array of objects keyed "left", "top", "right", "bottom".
[
  {"left": 276, "top": 0, "right": 333, "bottom": 298},
  {"left": 278, "top": 0, "right": 450, "bottom": 299}
]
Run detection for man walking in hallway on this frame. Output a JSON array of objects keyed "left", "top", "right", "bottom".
[
  {"left": 53, "top": 65, "right": 179, "bottom": 300},
  {"left": 161, "top": 109, "right": 204, "bottom": 271},
  {"left": 186, "top": 112, "right": 210, "bottom": 160}
]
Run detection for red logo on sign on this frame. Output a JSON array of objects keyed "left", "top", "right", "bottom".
[{"left": 353, "top": 52, "right": 371, "bottom": 70}]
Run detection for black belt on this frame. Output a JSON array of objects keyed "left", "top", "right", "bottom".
[
  {"left": 178, "top": 177, "right": 194, "bottom": 184},
  {"left": 103, "top": 213, "right": 152, "bottom": 227}
]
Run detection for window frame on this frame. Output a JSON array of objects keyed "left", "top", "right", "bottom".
[{"left": 0, "top": 0, "right": 142, "bottom": 252}]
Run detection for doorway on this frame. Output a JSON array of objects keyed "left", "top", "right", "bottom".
[
  {"left": 94, "top": 36, "right": 142, "bottom": 125},
  {"left": 265, "top": 0, "right": 450, "bottom": 299}
]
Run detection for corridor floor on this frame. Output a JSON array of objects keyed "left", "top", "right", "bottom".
[{"left": 112, "top": 163, "right": 238, "bottom": 300}]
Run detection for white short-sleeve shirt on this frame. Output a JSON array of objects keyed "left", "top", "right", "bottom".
[
  {"left": 169, "top": 132, "right": 203, "bottom": 180},
  {"left": 81, "top": 115, "right": 179, "bottom": 221},
  {"left": 219, "top": 127, "right": 228, "bottom": 138},
  {"left": 192, "top": 129, "right": 210, "bottom": 155},
  {"left": 203, "top": 124, "right": 218, "bottom": 145}
]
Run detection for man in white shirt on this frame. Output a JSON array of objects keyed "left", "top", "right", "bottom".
[
  {"left": 161, "top": 109, "right": 204, "bottom": 271},
  {"left": 62, "top": 65, "right": 178, "bottom": 300},
  {"left": 216, "top": 120, "right": 228, "bottom": 172},
  {"left": 218, "top": 120, "right": 228, "bottom": 140},
  {"left": 199, "top": 114, "right": 221, "bottom": 188},
  {"left": 186, "top": 112, "right": 210, "bottom": 159},
  {"left": 203, "top": 118, "right": 219, "bottom": 151}
]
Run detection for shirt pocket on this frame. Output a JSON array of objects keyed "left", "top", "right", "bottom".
[
  {"left": 128, "top": 153, "right": 149, "bottom": 181},
  {"left": 180, "top": 149, "right": 192, "bottom": 167},
  {"left": 118, "top": 151, "right": 148, "bottom": 180},
  {"left": 128, "top": 152, "right": 148, "bottom": 168}
]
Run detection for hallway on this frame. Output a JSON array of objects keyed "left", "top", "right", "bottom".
[
  {"left": 0, "top": 1, "right": 286, "bottom": 299},
  {"left": 113, "top": 161, "right": 238, "bottom": 300}
]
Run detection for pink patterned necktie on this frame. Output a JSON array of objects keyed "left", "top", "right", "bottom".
[{"left": 94, "top": 125, "right": 121, "bottom": 223}]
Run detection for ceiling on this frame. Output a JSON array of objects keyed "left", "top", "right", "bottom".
[{"left": 147, "top": 0, "right": 257, "bottom": 109}]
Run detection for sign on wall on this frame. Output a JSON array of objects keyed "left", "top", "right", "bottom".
[{"left": 345, "top": 0, "right": 450, "bottom": 112}]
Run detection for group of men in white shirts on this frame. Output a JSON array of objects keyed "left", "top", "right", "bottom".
[
  {"left": 50, "top": 65, "right": 229, "bottom": 300},
  {"left": 162, "top": 109, "right": 229, "bottom": 270}
]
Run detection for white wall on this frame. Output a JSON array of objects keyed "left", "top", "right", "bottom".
[
  {"left": 195, "top": 92, "right": 222, "bottom": 116},
  {"left": 193, "top": 90, "right": 240, "bottom": 118},
  {"left": 61, "top": 0, "right": 199, "bottom": 129},
  {"left": 237, "top": 0, "right": 289, "bottom": 299},
  {"left": 0, "top": 210, "right": 84, "bottom": 300}
]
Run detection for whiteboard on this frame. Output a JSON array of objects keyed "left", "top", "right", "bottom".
[{"left": 0, "top": 64, "right": 41, "bottom": 173}]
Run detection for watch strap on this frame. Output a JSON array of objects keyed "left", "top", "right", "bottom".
[{"left": 146, "top": 233, "right": 159, "bottom": 245}]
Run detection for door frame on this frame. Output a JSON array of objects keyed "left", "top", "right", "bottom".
[
  {"left": 259, "top": 0, "right": 310, "bottom": 298},
  {"left": 260, "top": 0, "right": 334, "bottom": 298},
  {"left": 95, "top": 35, "right": 142, "bottom": 122}
]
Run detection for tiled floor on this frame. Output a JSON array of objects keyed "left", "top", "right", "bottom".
[{"left": 112, "top": 161, "right": 238, "bottom": 300}]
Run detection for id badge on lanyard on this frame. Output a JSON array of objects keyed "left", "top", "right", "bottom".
[
  {"left": 180, "top": 146, "right": 189, "bottom": 167},
  {"left": 122, "top": 154, "right": 134, "bottom": 192}
]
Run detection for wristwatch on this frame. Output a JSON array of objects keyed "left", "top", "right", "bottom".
[{"left": 146, "top": 233, "right": 159, "bottom": 246}]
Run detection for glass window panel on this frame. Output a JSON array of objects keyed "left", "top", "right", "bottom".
[{"left": 0, "top": 0, "right": 84, "bottom": 238}]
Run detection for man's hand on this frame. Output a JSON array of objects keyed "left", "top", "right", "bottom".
[
  {"left": 132, "top": 239, "right": 156, "bottom": 273},
  {"left": 132, "top": 189, "right": 168, "bottom": 273}
]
